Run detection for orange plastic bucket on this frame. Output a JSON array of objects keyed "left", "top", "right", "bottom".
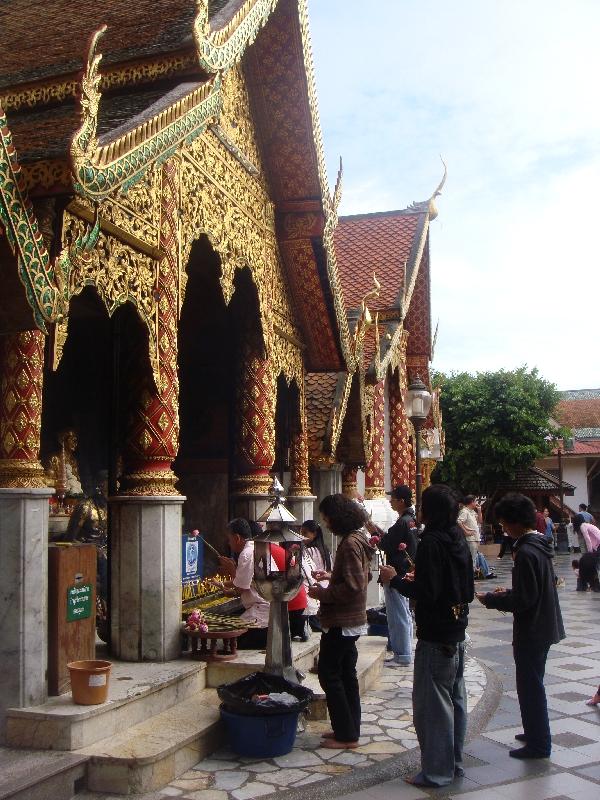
[{"left": 67, "top": 660, "right": 112, "bottom": 705}]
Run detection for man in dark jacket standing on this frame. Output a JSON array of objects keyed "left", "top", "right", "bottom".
[
  {"left": 478, "top": 493, "right": 565, "bottom": 759},
  {"left": 378, "top": 485, "right": 418, "bottom": 665},
  {"left": 380, "top": 485, "right": 474, "bottom": 786}
]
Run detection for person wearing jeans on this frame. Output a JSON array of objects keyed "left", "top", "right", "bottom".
[
  {"left": 380, "top": 485, "right": 474, "bottom": 787},
  {"left": 378, "top": 485, "right": 417, "bottom": 665},
  {"left": 308, "top": 494, "right": 374, "bottom": 750},
  {"left": 412, "top": 640, "right": 467, "bottom": 784},
  {"left": 478, "top": 493, "right": 565, "bottom": 759},
  {"left": 383, "top": 584, "right": 413, "bottom": 664}
]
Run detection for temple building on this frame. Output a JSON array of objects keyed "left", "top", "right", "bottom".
[
  {"left": 0, "top": 0, "right": 441, "bottom": 755},
  {"left": 306, "top": 200, "right": 445, "bottom": 529}
]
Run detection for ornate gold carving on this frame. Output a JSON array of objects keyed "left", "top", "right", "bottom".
[
  {"left": 1, "top": 101, "right": 102, "bottom": 332},
  {"left": 0, "top": 331, "right": 48, "bottom": 488},
  {"left": 20, "top": 160, "right": 71, "bottom": 194},
  {"left": 0, "top": 52, "right": 197, "bottom": 112},
  {"left": 120, "top": 469, "right": 179, "bottom": 496},
  {"left": 194, "top": 0, "right": 279, "bottom": 74},
  {"left": 61, "top": 208, "right": 160, "bottom": 384},
  {"left": 70, "top": 27, "right": 222, "bottom": 201},
  {"left": 0, "top": 459, "right": 47, "bottom": 488}
]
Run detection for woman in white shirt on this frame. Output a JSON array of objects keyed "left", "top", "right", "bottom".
[{"left": 300, "top": 520, "right": 332, "bottom": 631}]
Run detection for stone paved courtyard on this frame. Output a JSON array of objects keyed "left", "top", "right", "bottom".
[
  {"left": 154, "top": 657, "right": 486, "bottom": 800},
  {"left": 78, "top": 552, "right": 600, "bottom": 800}
]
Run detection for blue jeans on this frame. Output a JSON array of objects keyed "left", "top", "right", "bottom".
[
  {"left": 513, "top": 643, "right": 551, "bottom": 755},
  {"left": 412, "top": 639, "right": 467, "bottom": 786},
  {"left": 383, "top": 583, "right": 412, "bottom": 664}
]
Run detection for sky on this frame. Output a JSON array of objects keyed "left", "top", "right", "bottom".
[{"left": 307, "top": 0, "right": 600, "bottom": 390}]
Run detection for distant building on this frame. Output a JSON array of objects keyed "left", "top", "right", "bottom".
[{"left": 536, "top": 388, "right": 600, "bottom": 516}]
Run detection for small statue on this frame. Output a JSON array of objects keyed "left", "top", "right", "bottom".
[{"left": 46, "top": 429, "right": 83, "bottom": 504}]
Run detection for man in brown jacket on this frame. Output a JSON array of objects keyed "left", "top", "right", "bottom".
[{"left": 308, "top": 494, "right": 374, "bottom": 749}]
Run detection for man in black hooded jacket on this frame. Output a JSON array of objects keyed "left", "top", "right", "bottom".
[
  {"left": 478, "top": 493, "right": 565, "bottom": 760},
  {"left": 380, "top": 484, "right": 474, "bottom": 787}
]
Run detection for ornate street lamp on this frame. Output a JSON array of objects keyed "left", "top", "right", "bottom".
[
  {"left": 405, "top": 376, "right": 433, "bottom": 520},
  {"left": 254, "top": 478, "right": 305, "bottom": 683}
]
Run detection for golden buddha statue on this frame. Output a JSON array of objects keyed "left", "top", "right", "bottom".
[{"left": 45, "top": 429, "right": 83, "bottom": 502}]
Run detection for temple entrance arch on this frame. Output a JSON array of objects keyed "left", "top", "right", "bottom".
[
  {"left": 41, "top": 288, "right": 150, "bottom": 500},
  {"left": 176, "top": 234, "right": 266, "bottom": 556}
]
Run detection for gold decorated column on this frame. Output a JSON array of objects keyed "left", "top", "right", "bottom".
[
  {"left": 342, "top": 465, "right": 358, "bottom": 497},
  {"left": 120, "top": 161, "right": 180, "bottom": 495},
  {"left": 234, "top": 327, "right": 276, "bottom": 494},
  {"left": 389, "top": 368, "right": 412, "bottom": 488},
  {"left": 364, "top": 380, "right": 386, "bottom": 499},
  {"left": 0, "top": 330, "right": 47, "bottom": 487},
  {"left": 289, "top": 425, "right": 312, "bottom": 496}
]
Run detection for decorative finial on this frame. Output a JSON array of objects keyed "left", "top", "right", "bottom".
[
  {"left": 428, "top": 156, "right": 447, "bottom": 220},
  {"left": 71, "top": 25, "right": 107, "bottom": 165}
]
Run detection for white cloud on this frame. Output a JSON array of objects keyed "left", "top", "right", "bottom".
[{"left": 308, "top": 0, "right": 600, "bottom": 387}]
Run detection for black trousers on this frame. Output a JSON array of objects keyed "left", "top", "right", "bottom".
[
  {"left": 498, "top": 537, "right": 513, "bottom": 558},
  {"left": 317, "top": 628, "right": 360, "bottom": 742},
  {"left": 513, "top": 643, "right": 551, "bottom": 755},
  {"left": 236, "top": 626, "right": 268, "bottom": 650}
]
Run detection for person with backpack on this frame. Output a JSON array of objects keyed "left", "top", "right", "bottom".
[{"left": 380, "top": 484, "right": 474, "bottom": 786}]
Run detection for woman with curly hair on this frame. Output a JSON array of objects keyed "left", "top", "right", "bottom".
[{"left": 308, "top": 494, "right": 375, "bottom": 749}]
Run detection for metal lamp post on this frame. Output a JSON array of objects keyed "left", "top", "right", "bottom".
[
  {"left": 254, "top": 478, "right": 305, "bottom": 683},
  {"left": 405, "top": 376, "right": 433, "bottom": 521}
]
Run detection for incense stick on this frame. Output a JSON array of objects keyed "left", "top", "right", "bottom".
[{"left": 199, "top": 535, "right": 222, "bottom": 558}]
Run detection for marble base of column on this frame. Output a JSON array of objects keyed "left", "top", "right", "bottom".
[
  {"left": 110, "top": 495, "right": 185, "bottom": 662},
  {"left": 364, "top": 496, "right": 397, "bottom": 531},
  {"left": 0, "top": 487, "right": 53, "bottom": 739},
  {"left": 285, "top": 495, "right": 317, "bottom": 524},
  {"left": 311, "top": 464, "right": 343, "bottom": 554},
  {"left": 230, "top": 492, "right": 273, "bottom": 522}
]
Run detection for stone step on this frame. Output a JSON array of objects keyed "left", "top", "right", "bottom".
[
  {"left": 0, "top": 747, "right": 87, "bottom": 800},
  {"left": 5, "top": 660, "right": 206, "bottom": 751},
  {"left": 303, "top": 635, "right": 387, "bottom": 720},
  {"left": 205, "top": 637, "right": 320, "bottom": 687},
  {"left": 81, "top": 688, "right": 224, "bottom": 795}
]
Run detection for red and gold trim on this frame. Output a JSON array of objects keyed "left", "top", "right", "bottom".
[
  {"left": 121, "top": 161, "right": 180, "bottom": 496},
  {"left": 342, "top": 464, "right": 358, "bottom": 498},
  {"left": 389, "top": 368, "right": 413, "bottom": 489},
  {"left": 0, "top": 330, "right": 47, "bottom": 488},
  {"left": 364, "top": 380, "right": 385, "bottom": 500},
  {"left": 289, "top": 425, "right": 312, "bottom": 497},
  {"left": 234, "top": 329, "right": 276, "bottom": 495}
]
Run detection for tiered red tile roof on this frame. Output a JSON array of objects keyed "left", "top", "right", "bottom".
[
  {"left": 334, "top": 210, "right": 424, "bottom": 311},
  {"left": 0, "top": 1, "right": 195, "bottom": 87},
  {"left": 305, "top": 372, "right": 339, "bottom": 461}
]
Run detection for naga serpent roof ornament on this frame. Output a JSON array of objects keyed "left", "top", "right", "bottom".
[
  {"left": 0, "top": 103, "right": 99, "bottom": 331},
  {"left": 407, "top": 157, "right": 447, "bottom": 219},
  {"left": 70, "top": 25, "right": 223, "bottom": 201},
  {"left": 193, "top": 0, "right": 280, "bottom": 75}
]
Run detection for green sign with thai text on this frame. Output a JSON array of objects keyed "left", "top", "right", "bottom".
[{"left": 66, "top": 583, "right": 93, "bottom": 622}]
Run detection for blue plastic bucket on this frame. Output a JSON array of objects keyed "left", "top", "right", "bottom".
[{"left": 220, "top": 707, "right": 299, "bottom": 757}]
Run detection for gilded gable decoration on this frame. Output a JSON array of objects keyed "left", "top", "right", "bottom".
[{"left": 194, "top": 0, "right": 280, "bottom": 75}]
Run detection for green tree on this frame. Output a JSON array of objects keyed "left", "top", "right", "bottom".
[{"left": 432, "top": 367, "right": 561, "bottom": 495}]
